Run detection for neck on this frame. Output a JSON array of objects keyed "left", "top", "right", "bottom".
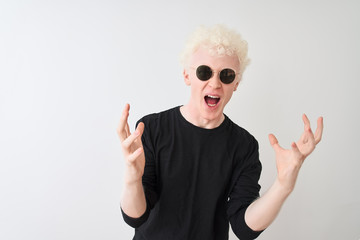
[{"left": 180, "top": 105, "right": 225, "bottom": 129}]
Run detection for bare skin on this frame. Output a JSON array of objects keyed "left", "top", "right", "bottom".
[
  {"left": 117, "top": 103, "right": 146, "bottom": 218},
  {"left": 245, "top": 114, "right": 323, "bottom": 231}
]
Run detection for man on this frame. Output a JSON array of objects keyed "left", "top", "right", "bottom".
[{"left": 117, "top": 25, "right": 323, "bottom": 240}]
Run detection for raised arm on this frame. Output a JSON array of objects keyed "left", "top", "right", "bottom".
[
  {"left": 245, "top": 114, "right": 324, "bottom": 231},
  {"left": 117, "top": 103, "right": 147, "bottom": 218}
]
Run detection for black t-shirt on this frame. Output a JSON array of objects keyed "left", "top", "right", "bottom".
[{"left": 122, "top": 106, "right": 263, "bottom": 240}]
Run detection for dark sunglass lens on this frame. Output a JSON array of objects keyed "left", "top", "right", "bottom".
[
  {"left": 196, "top": 65, "right": 212, "bottom": 81},
  {"left": 220, "top": 69, "right": 236, "bottom": 84}
]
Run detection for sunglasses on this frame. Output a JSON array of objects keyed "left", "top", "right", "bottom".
[{"left": 195, "top": 65, "right": 237, "bottom": 84}]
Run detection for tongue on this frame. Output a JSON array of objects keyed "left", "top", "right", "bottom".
[{"left": 205, "top": 96, "right": 219, "bottom": 105}]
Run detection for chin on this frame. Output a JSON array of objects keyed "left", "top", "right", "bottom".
[{"left": 201, "top": 107, "right": 224, "bottom": 121}]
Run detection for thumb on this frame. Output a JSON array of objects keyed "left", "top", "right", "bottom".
[
  {"left": 268, "top": 133, "right": 278, "bottom": 146},
  {"left": 291, "top": 142, "right": 304, "bottom": 160},
  {"left": 136, "top": 122, "right": 145, "bottom": 136},
  {"left": 268, "top": 133, "right": 282, "bottom": 152}
]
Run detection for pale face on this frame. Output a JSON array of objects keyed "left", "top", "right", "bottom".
[{"left": 181, "top": 47, "right": 241, "bottom": 129}]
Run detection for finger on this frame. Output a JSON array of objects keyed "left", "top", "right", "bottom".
[
  {"left": 299, "top": 126, "right": 315, "bottom": 145},
  {"left": 314, "top": 116, "right": 324, "bottom": 144},
  {"left": 125, "top": 104, "right": 131, "bottom": 136},
  {"left": 301, "top": 114, "right": 316, "bottom": 144},
  {"left": 291, "top": 142, "right": 304, "bottom": 161},
  {"left": 125, "top": 121, "right": 130, "bottom": 137},
  {"left": 268, "top": 134, "right": 283, "bottom": 152},
  {"left": 136, "top": 122, "right": 145, "bottom": 138},
  {"left": 122, "top": 128, "right": 142, "bottom": 151},
  {"left": 122, "top": 122, "right": 145, "bottom": 151},
  {"left": 302, "top": 113, "right": 311, "bottom": 132},
  {"left": 117, "top": 103, "right": 131, "bottom": 141},
  {"left": 127, "top": 147, "right": 143, "bottom": 163}
]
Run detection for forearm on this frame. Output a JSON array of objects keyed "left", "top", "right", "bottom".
[
  {"left": 245, "top": 178, "right": 292, "bottom": 231},
  {"left": 121, "top": 180, "right": 147, "bottom": 218}
]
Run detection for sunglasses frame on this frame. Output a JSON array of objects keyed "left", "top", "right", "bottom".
[{"left": 193, "top": 65, "right": 238, "bottom": 84}]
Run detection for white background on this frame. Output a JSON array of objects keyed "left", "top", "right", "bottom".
[{"left": 1, "top": 0, "right": 359, "bottom": 239}]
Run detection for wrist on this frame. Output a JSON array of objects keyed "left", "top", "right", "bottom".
[
  {"left": 124, "top": 177, "right": 143, "bottom": 188},
  {"left": 273, "top": 178, "right": 294, "bottom": 198},
  {"left": 124, "top": 165, "right": 144, "bottom": 185}
]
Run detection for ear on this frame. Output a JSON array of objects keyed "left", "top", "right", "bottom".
[
  {"left": 183, "top": 68, "right": 191, "bottom": 86},
  {"left": 233, "top": 80, "right": 240, "bottom": 92}
]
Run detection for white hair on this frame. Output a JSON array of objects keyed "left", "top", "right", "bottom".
[{"left": 180, "top": 24, "right": 251, "bottom": 80}]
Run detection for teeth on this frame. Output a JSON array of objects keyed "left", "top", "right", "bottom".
[
  {"left": 205, "top": 95, "right": 220, "bottom": 107},
  {"left": 207, "top": 95, "right": 219, "bottom": 98}
]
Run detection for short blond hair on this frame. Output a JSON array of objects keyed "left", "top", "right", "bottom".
[{"left": 180, "top": 24, "right": 250, "bottom": 80}]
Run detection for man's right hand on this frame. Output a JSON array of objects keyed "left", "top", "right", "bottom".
[{"left": 117, "top": 103, "right": 146, "bottom": 185}]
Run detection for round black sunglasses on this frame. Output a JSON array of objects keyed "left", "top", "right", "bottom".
[{"left": 195, "top": 65, "right": 237, "bottom": 84}]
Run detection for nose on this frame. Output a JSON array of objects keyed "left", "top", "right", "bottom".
[{"left": 208, "top": 73, "right": 222, "bottom": 89}]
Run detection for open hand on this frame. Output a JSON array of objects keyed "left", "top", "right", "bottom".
[
  {"left": 269, "top": 114, "right": 324, "bottom": 192},
  {"left": 117, "top": 104, "right": 145, "bottom": 185}
]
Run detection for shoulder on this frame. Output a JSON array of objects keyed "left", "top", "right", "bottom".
[
  {"left": 224, "top": 117, "right": 260, "bottom": 167},
  {"left": 136, "top": 106, "right": 180, "bottom": 131},
  {"left": 138, "top": 106, "right": 179, "bottom": 123},
  {"left": 226, "top": 116, "right": 258, "bottom": 147},
  {"left": 136, "top": 107, "right": 180, "bottom": 145},
  {"left": 225, "top": 118, "right": 261, "bottom": 173}
]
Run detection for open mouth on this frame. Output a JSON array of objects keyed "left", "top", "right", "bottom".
[{"left": 204, "top": 95, "right": 220, "bottom": 107}]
